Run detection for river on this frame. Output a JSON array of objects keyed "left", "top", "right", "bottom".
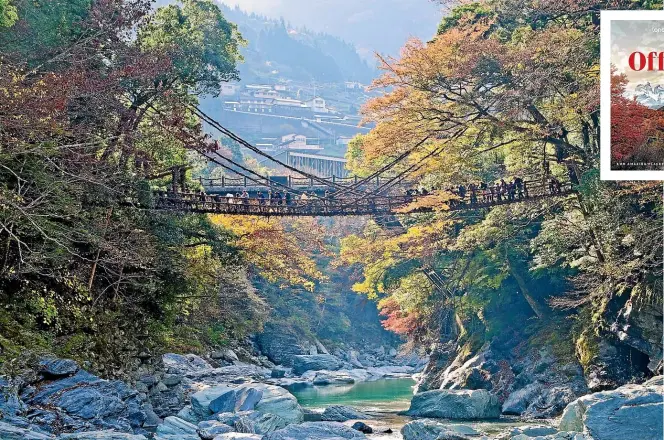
[
  {"left": 292, "top": 378, "right": 415, "bottom": 438},
  {"left": 291, "top": 378, "right": 554, "bottom": 439}
]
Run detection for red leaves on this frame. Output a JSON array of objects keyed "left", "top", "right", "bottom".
[
  {"left": 378, "top": 297, "right": 422, "bottom": 336},
  {"left": 610, "top": 70, "right": 664, "bottom": 162}
]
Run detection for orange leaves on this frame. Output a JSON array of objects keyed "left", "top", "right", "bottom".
[
  {"left": 210, "top": 215, "right": 327, "bottom": 291},
  {"left": 395, "top": 191, "right": 456, "bottom": 214},
  {"left": 377, "top": 297, "right": 421, "bottom": 336}
]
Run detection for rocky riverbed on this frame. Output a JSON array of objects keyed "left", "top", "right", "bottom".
[{"left": 0, "top": 346, "right": 662, "bottom": 440}]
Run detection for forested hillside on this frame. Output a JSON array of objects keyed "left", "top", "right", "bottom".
[
  {"left": 220, "top": 4, "right": 376, "bottom": 84},
  {"left": 342, "top": 0, "right": 663, "bottom": 406}
]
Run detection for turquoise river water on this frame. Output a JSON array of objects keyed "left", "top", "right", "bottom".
[{"left": 291, "top": 378, "right": 416, "bottom": 412}]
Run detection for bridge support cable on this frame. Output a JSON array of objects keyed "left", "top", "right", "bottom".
[
  {"left": 149, "top": 109, "right": 329, "bottom": 200},
  {"left": 337, "top": 128, "right": 469, "bottom": 209},
  {"left": 190, "top": 105, "right": 367, "bottom": 196},
  {"left": 328, "top": 136, "right": 430, "bottom": 199}
]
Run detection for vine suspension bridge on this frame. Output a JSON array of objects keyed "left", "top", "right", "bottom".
[{"left": 140, "top": 107, "right": 575, "bottom": 217}]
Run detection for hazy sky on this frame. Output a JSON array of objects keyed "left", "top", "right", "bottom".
[
  {"left": 612, "top": 20, "right": 664, "bottom": 96},
  {"left": 216, "top": 0, "right": 444, "bottom": 59}
]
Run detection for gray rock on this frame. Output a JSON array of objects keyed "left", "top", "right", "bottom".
[
  {"left": 0, "top": 378, "right": 27, "bottom": 420},
  {"left": 161, "top": 374, "right": 182, "bottom": 387},
  {"left": 222, "top": 349, "right": 239, "bottom": 362},
  {"left": 506, "top": 425, "right": 558, "bottom": 437},
  {"left": 39, "top": 359, "right": 79, "bottom": 378},
  {"left": 162, "top": 353, "right": 212, "bottom": 375},
  {"left": 502, "top": 383, "right": 542, "bottom": 415},
  {"left": 314, "top": 340, "right": 330, "bottom": 355},
  {"left": 292, "top": 355, "right": 343, "bottom": 375},
  {"left": 191, "top": 383, "right": 302, "bottom": 424},
  {"left": 198, "top": 420, "right": 233, "bottom": 439},
  {"left": 213, "top": 434, "right": 262, "bottom": 439},
  {"left": 25, "top": 368, "right": 146, "bottom": 433},
  {"left": 406, "top": 389, "right": 500, "bottom": 420},
  {"left": 256, "top": 324, "right": 307, "bottom": 367},
  {"left": 559, "top": 377, "right": 663, "bottom": 440},
  {"left": 156, "top": 416, "right": 198, "bottom": 436},
  {"left": 0, "top": 421, "right": 53, "bottom": 439},
  {"left": 216, "top": 410, "right": 287, "bottom": 434},
  {"left": 176, "top": 405, "right": 199, "bottom": 423},
  {"left": 351, "top": 421, "right": 373, "bottom": 434},
  {"left": 58, "top": 433, "right": 147, "bottom": 440},
  {"left": 320, "top": 405, "right": 370, "bottom": 422},
  {"left": 138, "top": 375, "right": 157, "bottom": 387},
  {"left": 271, "top": 367, "right": 289, "bottom": 379},
  {"left": 191, "top": 385, "right": 235, "bottom": 418},
  {"left": 401, "top": 420, "right": 483, "bottom": 440},
  {"left": 348, "top": 351, "right": 364, "bottom": 369},
  {"left": 264, "top": 421, "right": 367, "bottom": 439}
]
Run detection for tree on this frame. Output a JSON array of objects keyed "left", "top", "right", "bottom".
[
  {"left": 137, "top": 0, "right": 244, "bottom": 98},
  {"left": 0, "top": 0, "right": 17, "bottom": 27}
]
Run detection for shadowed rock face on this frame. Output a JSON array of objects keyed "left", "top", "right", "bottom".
[
  {"left": 292, "top": 355, "right": 343, "bottom": 375},
  {"left": 405, "top": 389, "right": 501, "bottom": 420},
  {"left": 256, "top": 324, "right": 307, "bottom": 367}
]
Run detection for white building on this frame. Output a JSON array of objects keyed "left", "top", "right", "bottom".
[
  {"left": 254, "top": 89, "right": 281, "bottom": 99},
  {"left": 280, "top": 134, "right": 321, "bottom": 150},
  {"left": 220, "top": 84, "right": 239, "bottom": 95},
  {"left": 305, "top": 97, "right": 328, "bottom": 113}
]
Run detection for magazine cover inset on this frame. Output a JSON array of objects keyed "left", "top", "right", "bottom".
[{"left": 601, "top": 11, "right": 664, "bottom": 180}]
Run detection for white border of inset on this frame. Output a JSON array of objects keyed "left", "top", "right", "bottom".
[{"left": 600, "top": 10, "right": 664, "bottom": 181}]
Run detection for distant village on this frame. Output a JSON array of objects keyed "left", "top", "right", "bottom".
[{"left": 214, "top": 81, "right": 374, "bottom": 177}]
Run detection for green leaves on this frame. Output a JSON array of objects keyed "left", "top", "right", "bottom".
[
  {"left": 137, "top": 0, "right": 244, "bottom": 97},
  {"left": 0, "top": 0, "right": 17, "bottom": 28}
]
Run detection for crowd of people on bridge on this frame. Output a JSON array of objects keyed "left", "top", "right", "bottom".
[
  {"left": 155, "top": 175, "right": 567, "bottom": 214},
  {"left": 154, "top": 187, "right": 388, "bottom": 214},
  {"left": 404, "top": 176, "right": 566, "bottom": 209}
]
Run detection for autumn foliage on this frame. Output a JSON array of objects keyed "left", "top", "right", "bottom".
[{"left": 610, "top": 70, "right": 664, "bottom": 164}]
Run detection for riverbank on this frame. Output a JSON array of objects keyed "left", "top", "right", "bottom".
[{"left": 1, "top": 351, "right": 661, "bottom": 440}]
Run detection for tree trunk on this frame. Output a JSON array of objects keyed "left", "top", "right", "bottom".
[{"left": 506, "top": 256, "right": 549, "bottom": 319}]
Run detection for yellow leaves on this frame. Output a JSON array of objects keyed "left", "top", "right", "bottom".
[
  {"left": 210, "top": 215, "right": 326, "bottom": 291},
  {"left": 395, "top": 191, "right": 456, "bottom": 214}
]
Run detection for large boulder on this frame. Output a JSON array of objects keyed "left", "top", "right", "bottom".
[
  {"left": 162, "top": 353, "right": 212, "bottom": 375},
  {"left": 401, "top": 419, "right": 484, "bottom": 440},
  {"left": 38, "top": 358, "right": 79, "bottom": 378},
  {"left": 24, "top": 368, "right": 146, "bottom": 433},
  {"left": 292, "top": 355, "right": 343, "bottom": 375},
  {"left": 405, "top": 389, "right": 500, "bottom": 420},
  {"left": 256, "top": 324, "right": 307, "bottom": 367},
  {"left": 558, "top": 376, "right": 663, "bottom": 440},
  {"left": 0, "top": 421, "right": 53, "bottom": 439},
  {"left": 59, "top": 433, "right": 148, "bottom": 440},
  {"left": 320, "top": 405, "right": 370, "bottom": 422},
  {"left": 197, "top": 420, "right": 233, "bottom": 438},
  {"left": 216, "top": 411, "right": 287, "bottom": 434},
  {"left": 155, "top": 416, "right": 198, "bottom": 436},
  {"left": 263, "top": 421, "right": 367, "bottom": 440},
  {"left": 190, "top": 383, "right": 303, "bottom": 424}
]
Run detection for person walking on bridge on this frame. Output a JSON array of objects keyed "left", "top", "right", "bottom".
[{"left": 469, "top": 183, "right": 478, "bottom": 205}]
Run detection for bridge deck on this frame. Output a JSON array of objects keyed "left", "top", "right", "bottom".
[{"left": 146, "top": 187, "right": 574, "bottom": 217}]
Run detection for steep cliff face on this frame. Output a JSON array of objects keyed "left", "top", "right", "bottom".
[
  {"left": 416, "top": 327, "right": 589, "bottom": 419},
  {"left": 609, "top": 294, "right": 663, "bottom": 374},
  {"left": 416, "top": 293, "right": 663, "bottom": 418}
]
